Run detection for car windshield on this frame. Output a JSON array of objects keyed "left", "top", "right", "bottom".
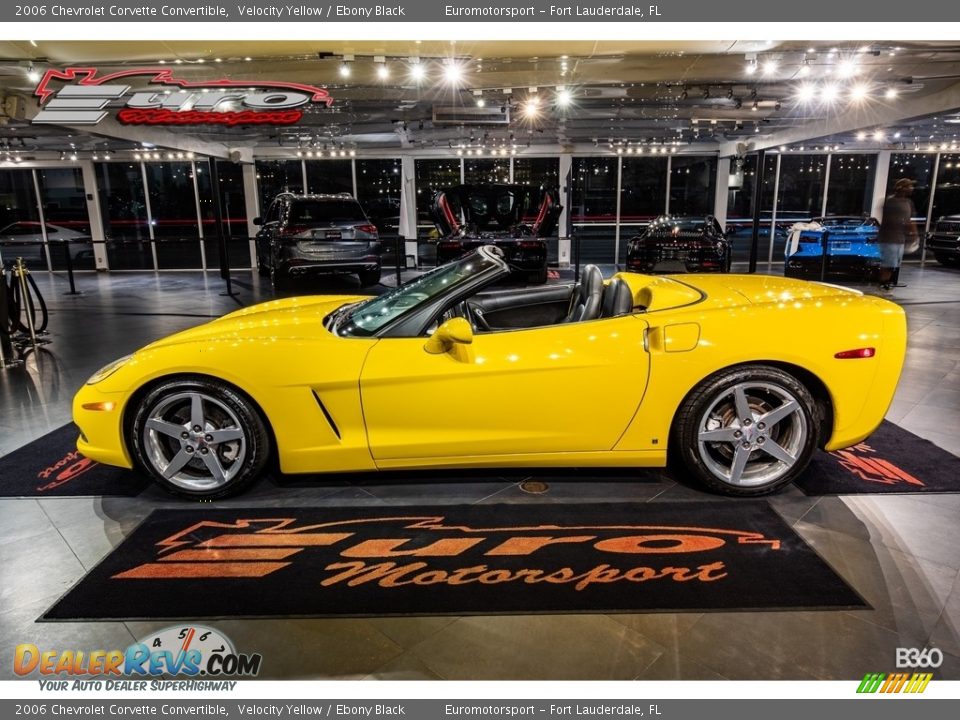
[
  {"left": 336, "top": 251, "right": 501, "bottom": 337},
  {"left": 650, "top": 217, "right": 706, "bottom": 230},
  {"left": 289, "top": 200, "right": 366, "bottom": 224}
]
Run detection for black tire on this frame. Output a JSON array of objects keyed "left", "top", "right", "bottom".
[
  {"left": 529, "top": 265, "right": 549, "bottom": 284},
  {"left": 129, "top": 376, "right": 270, "bottom": 500},
  {"left": 357, "top": 266, "right": 382, "bottom": 287},
  {"left": 671, "top": 365, "right": 820, "bottom": 497},
  {"left": 934, "top": 252, "right": 957, "bottom": 267}
]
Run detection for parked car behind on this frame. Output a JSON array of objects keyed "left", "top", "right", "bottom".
[
  {"left": 254, "top": 193, "right": 381, "bottom": 290},
  {"left": 626, "top": 215, "right": 731, "bottom": 273}
]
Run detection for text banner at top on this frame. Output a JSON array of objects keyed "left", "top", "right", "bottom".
[{"left": 5, "top": 0, "right": 960, "bottom": 23}]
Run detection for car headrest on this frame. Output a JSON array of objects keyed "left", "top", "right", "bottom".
[
  {"left": 580, "top": 264, "right": 603, "bottom": 300},
  {"left": 601, "top": 278, "right": 634, "bottom": 318}
]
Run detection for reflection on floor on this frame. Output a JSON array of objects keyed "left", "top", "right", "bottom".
[{"left": 1, "top": 263, "right": 959, "bottom": 680}]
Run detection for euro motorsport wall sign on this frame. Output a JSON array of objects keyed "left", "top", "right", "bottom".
[{"left": 31, "top": 68, "right": 334, "bottom": 127}]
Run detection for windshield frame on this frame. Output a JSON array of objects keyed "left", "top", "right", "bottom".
[{"left": 334, "top": 247, "right": 509, "bottom": 338}]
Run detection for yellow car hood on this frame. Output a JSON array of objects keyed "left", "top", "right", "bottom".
[{"left": 144, "top": 294, "right": 364, "bottom": 349}]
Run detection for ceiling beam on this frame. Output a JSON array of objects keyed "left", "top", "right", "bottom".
[{"left": 719, "top": 80, "right": 960, "bottom": 157}]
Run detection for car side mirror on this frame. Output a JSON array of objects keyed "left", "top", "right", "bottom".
[
  {"left": 252, "top": 217, "right": 263, "bottom": 226},
  {"left": 424, "top": 317, "right": 474, "bottom": 355}
]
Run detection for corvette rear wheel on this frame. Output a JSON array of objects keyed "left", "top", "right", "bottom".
[
  {"left": 130, "top": 377, "right": 270, "bottom": 499},
  {"left": 673, "top": 365, "right": 819, "bottom": 496}
]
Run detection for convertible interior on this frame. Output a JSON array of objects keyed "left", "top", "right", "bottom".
[{"left": 446, "top": 264, "right": 708, "bottom": 334}]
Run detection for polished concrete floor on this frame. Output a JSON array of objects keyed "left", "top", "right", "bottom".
[{"left": 1, "top": 262, "right": 959, "bottom": 681}]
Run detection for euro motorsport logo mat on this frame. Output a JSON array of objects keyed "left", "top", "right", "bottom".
[{"left": 42, "top": 502, "right": 866, "bottom": 619}]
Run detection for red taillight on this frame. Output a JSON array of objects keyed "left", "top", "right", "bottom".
[
  {"left": 518, "top": 240, "right": 542, "bottom": 249},
  {"left": 278, "top": 224, "right": 310, "bottom": 237},
  {"left": 439, "top": 241, "right": 463, "bottom": 249},
  {"left": 355, "top": 224, "right": 378, "bottom": 235},
  {"left": 835, "top": 347, "right": 876, "bottom": 359}
]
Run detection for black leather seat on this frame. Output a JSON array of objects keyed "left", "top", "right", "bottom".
[
  {"left": 564, "top": 264, "right": 603, "bottom": 322},
  {"left": 600, "top": 278, "right": 634, "bottom": 318}
]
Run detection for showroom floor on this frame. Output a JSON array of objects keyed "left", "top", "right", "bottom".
[{"left": 1, "top": 262, "right": 959, "bottom": 680}]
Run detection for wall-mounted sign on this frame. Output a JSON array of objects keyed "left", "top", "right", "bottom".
[{"left": 33, "top": 68, "right": 333, "bottom": 127}]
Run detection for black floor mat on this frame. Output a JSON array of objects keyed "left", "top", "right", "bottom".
[
  {"left": 42, "top": 502, "right": 866, "bottom": 620},
  {"left": 794, "top": 420, "right": 960, "bottom": 495},
  {"left": 0, "top": 424, "right": 150, "bottom": 497}
]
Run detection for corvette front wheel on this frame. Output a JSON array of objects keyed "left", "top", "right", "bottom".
[
  {"left": 672, "top": 366, "right": 819, "bottom": 496},
  {"left": 129, "top": 377, "right": 270, "bottom": 499}
]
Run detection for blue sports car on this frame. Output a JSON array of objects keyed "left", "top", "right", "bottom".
[{"left": 784, "top": 216, "right": 881, "bottom": 280}]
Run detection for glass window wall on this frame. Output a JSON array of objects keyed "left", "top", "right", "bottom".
[
  {"left": 0, "top": 169, "right": 46, "bottom": 271},
  {"left": 305, "top": 159, "right": 353, "bottom": 196},
  {"left": 96, "top": 162, "right": 153, "bottom": 270}
]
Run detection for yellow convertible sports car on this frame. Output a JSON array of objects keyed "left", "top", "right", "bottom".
[{"left": 73, "top": 246, "right": 906, "bottom": 499}]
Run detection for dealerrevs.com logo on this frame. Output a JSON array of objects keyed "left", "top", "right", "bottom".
[
  {"left": 32, "top": 68, "right": 334, "bottom": 127},
  {"left": 14, "top": 625, "right": 261, "bottom": 690}
]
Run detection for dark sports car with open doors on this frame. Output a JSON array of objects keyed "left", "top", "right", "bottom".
[
  {"left": 432, "top": 184, "right": 561, "bottom": 284},
  {"left": 626, "top": 215, "right": 731, "bottom": 273}
]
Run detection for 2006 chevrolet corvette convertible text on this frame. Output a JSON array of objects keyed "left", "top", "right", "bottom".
[{"left": 73, "top": 246, "right": 906, "bottom": 499}]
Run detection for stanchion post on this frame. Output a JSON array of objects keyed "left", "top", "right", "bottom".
[
  {"left": 62, "top": 240, "right": 80, "bottom": 295},
  {"left": 395, "top": 236, "right": 402, "bottom": 285},
  {"left": 819, "top": 230, "right": 830, "bottom": 283},
  {"left": 15, "top": 259, "right": 39, "bottom": 351}
]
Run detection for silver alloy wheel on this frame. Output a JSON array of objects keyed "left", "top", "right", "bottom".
[
  {"left": 696, "top": 381, "right": 808, "bottom": 488},
  {"left": 142, "top": 391, "right": 246, "bottom": 491}
]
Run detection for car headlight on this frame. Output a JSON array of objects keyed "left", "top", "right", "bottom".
[{"left": 86, "top": 355, "right": 133, "bottom": 385}]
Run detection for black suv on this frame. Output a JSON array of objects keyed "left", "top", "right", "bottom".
[
  {"left": 927, "top": 215, "right": 960, "bottom": 266},
  {"left": 254, "top": 193, "right": 381, "bottom": 290}
]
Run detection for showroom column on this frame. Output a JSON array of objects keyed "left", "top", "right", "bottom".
[
  {"left": 242, "top": 163, "right": 260, "bottom": 269},
  {"left": 870, "top": 150, "right": 892, "bottom": 220},
  {"left": 399, "top": 156, "right": 418, "bottom": 269},
  {"left": 80, "top": 160, "right": 109, "bottom": 271},
  {"left": 558, "top": 153, "right": 572, "bottom": 268},
  {"left": 713, "top": 157, "right": 731, "bottom": 229}
]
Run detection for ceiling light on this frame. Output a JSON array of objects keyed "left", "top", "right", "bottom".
[
  {"left": 873, "top": 130, "right": 885, "bottom": 141},
  {"left": 26, "top": 65, "right": 40, "bottom": 83},
  {"left": 376, "top": 63, "right": 389, "bottom": 80},
  {"left": 244, "top": 57, "right": 252, "bottom": 62},
  {"left": 214, "top": 58, "right": 222, "bottom": 63},
  {"left": 856, "top": 131, "right": 867, "bottom": 140},
  {"left": 838, "top": 59, "right": 858, "bottom": 77},
  {"left": 444, "top": 62, "right": 463, "bottom": 84},
  {"left": 751, "top": 100, "right": 759, "bottom": 111},
  {"left": 885, "top": 87, "right": 899, "bottom": 100},
  {"left": 799, "top": 61, "right": 811, "bottom": 77},
  {"left": 796, "top": 83, "right": 816, "bottom": 102},
  {"left": 556, "top": 88, "right": 572, "bottom": 107},
  {"left": 339, "top": 62, "right": 351, "bottom": 78},
  {"left": 745, "top": 61, "right": 757, "bottom": 75},
  {"left": 851, "top": 84, "right": 870, "bottom": 101},
  {"left": 894, "top": 131, "right": 902, "bottom": 139},
  {"left": 410, "top": 59, "right": 425, "bottom": 81},
  {"left": 820, "top": 84, "right": 839, "bottom": 103},
  {"left": 762, "top": 60, "right": 778, "bottom": 75}
]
